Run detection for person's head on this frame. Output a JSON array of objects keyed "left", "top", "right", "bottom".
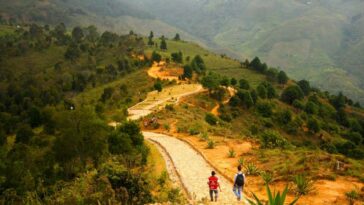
[
  {"left": 237, "top": 165, "right": 242, "bottom": 171},
  {"left": 211, "top": 171, "right": 216, "bottom": 176}
]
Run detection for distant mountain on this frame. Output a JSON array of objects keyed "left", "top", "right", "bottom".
[
  {"left": 0, "top": 0, "right": 199, "bottom": 41},
  {"left": 129, "top": 0, "right": 364, "bottom": 104}
]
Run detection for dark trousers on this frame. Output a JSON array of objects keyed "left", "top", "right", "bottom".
[{"left": 209, "top": 189, "right": 218, "bottom": 201}]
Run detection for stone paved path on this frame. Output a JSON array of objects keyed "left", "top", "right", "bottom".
[{"left": 143, "top": 131, "right": 249, "bottom": 205}]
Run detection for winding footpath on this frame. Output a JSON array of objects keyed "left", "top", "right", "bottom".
[{"left": 126, "top": 62, "right": 248, "bottom": 204}]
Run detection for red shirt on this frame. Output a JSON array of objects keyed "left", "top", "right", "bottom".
[{"left": 208, "top": 176, "right": 219, "bottom": 190}]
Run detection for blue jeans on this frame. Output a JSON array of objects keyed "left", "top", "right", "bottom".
[{"left": 233, "top": 186, "right": 243, "bottom": 200}]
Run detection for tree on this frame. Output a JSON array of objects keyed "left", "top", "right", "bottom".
[
  {"left": 171, "top": 51, "right": 183, "bottom": 63},
  {"left": 305, "top": 101, "right": 319, "bottom": 115},
  {"left": 307, "top": 117, "right": 320, "bottom": 133},
  {"left": 108, "top": 132, "right": 133, "bottom": 154},
  {"left": 257, "top": 84, "right": 267, "bottom": 99},
  {"left": 154, "top": 81, "right": 163, "bottom": 92},
  {"left": 201, "top": 73, "right": 220, "bottom": 92},
  {"left": 53, "top": 107, "right": 108, "bottom": 168},
  {"left": 16, "top": 124, "right": 34, "bottom": 144},
  {"left": 183, "top": 64, "right": 193, "bottom": 79},
  {"left": 173, "top": 33, "right": 181, "bottom": 41},
  {"left": 250, "top": 89, "right": 258, "bottom": 104},
  {"left": 281, "top": 85, "right": 304, "bottom": 104},
  {"left": 151, "top": 51, "right": 162, "bottom": 63},
  {"left": 28, "top": 106, "right": 42, "bottom": 128},
  {"left": 191, "top": 55, "right": 206, "bottom": 73},
  {"left": 64, "top": 44, "right": 81, "bottom": 61},
  {"left": 205, "top": 113, "right": 218, "bottom": 125},
  {"left": 239, "top": 79, "right": 250, "bottom": 90},
  {"left": 336, "top": 108, "right": 349, "bottom": 127},
  {"left": 0, "top": 128, "right": 6, "bottom": 146},
  {"left": 72, "top": 26, "right": 84, "bottom": 42},
  {"left": 230, "top": 78, "right": 237, "bottom": 86},
  {"left": 118, "top": 121, "right": 144, "bottom": 146},
  {"left": 278, "top": 71, "right": 289, "bottom": 84},
  {"left": 276, "top": 110, "right": 292, "bottom": 125},
  {"left": 220, "top": 77, "right": 230, "bottom": 86},
  {"left": 297, "top": 80, "right": 311, "bottom": 96},
  {"left": 148, "top": 31, "right": 154, "bottom": 46},
  {"left": 160, "top": 36, "right": 167, "bottom": 50},
  {"left": 330, "top": 92, "right": 346, "bottom": 110},
  {"left": 100, "top": 87, "right": 114, "bottom": 102},
  {"left": 249, "top": 57, "right": 261, "bottom": 70},
  {"left": 256, "top": 102, "right": 273, "bottom": 117},
  {"left": 237, "top": 90, "right": 254, "bottom": 109},
  {"left": 266, "top": 68, "right": 278, "bottom": 82},
  {"left": 85, "top": 25, "right": 99, "bottom": 42}
]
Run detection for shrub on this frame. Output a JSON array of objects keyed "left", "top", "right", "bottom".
[
  {"left": 281, "top": 85, "right": 304, "bottom": 104},
  {"left": 238, "top": 157, "right": 245, "bottom": 166},
  {"left": 307, "top": 117, "right": 321, "bottom": 134},
  {"left": 239, "top": 79, "right": 250, "bottom": 90},
  {"left": 16, "top": 124, "right": 34, "bottom": 144},
  {"left": 294, "top": 174, "right": 314, "bottom": 195},
  {"left": 244, "top": 162, "right": 260, "bottom": 175},
  {"left": 344, "top": 132, "right": 362, "bottom": 145},
  {"left": 292, "top": 100, "right": 305, "bottom": 110},
  {"left": 305, "top": 101, "right": 319, "bottom": 115},
  {"left": 228, "top": 148, "right": 236, "bottom": 158},
  {"left": 188, "top": 127, "right": 200, "bottom": 135},
  {"left": 260, "top": 131, "right": 288, "bottom": 149},
  {"left": 207, "top": 140, "right": 215, "bottom": 149},
  {"left": 261, "top": 171, "right": 273, "bottom": 184},
  {"left": 200, "top": 132, "right": 209, "bottom": 141},
  {"left": 345, "top": 190, "right": 359, "bottom": 205},
  {"left": 205, "top": 113, "right": 218, "bottom": 125},
  {"left": 276, "top": 110, "right": 292, "bottom": 125},
  {"left": 165, "top": 104, "right": 174, "bottom": 111},
  {"left": 247, "top": 185, "right": 299, "bottom": 205},
  {"left": 163, "top": 124, "right": 170, "bottom": 132},
  {"left": 256, "top": 102, "right": 273, "bottom": 117},
  {"left": 320, "top": 141, "right": 338, "bottom": 154},
  {"left": 157, "top": 171, "right": 167, "bottom": 187}
]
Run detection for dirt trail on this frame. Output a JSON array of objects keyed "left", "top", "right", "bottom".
[
  {"left": 144, "top": 132, "right": 249, "bottom": 204},
  {"left": 147, "top": 61, "right": 184, "bottom": 82},
  {"left": 211, "top": 86, "right": 237, "bottom": 116},
  {"left": 127, "top": 84, "right": 204, "bottom": 120}
]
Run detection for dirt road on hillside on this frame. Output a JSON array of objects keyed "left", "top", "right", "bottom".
[{"left": 143, "top": 131, "right": 249, "bottom": 205}]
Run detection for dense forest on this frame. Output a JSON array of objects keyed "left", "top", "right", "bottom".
[{"left": 0, "top": 23, "right": 168, "bottom": 204}]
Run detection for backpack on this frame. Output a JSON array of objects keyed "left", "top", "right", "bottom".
[{"left": 235, "top": 173, "right": 244, "bottom": 186}]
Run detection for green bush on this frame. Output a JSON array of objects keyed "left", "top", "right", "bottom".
[
  {"left": 207, "top": 140, "right": 215, "bottom": 149},
  {"left": 238, "top": 157, "right": 245, "bottom": 166},
  {"left": 307, "top": 117, "right": 320, "bottom": 134},
  {"left": 294, "top": 174, "right": 314, "bottom": 195},
  {"left": 256, "top": 102, "right": 273, "bottom": 117},
  {"left": 205, "top": 113, "right": 218, "bottom": 125},
  {"left": 345, "top": 190, "right": 359, "bottom": 205},
  {"left": 276, "top": 110, "right": 292, "bottom": 125},
  {"left": 260, "top": 131, "right": 288, "bottom": 149},
  {"left": 188, "top": 127, "right": 200, "bottom": 135},
  {"left": 200, "top": 132, "right": 209, "bottom": 141}
]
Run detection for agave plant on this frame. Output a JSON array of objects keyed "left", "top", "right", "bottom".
[
  {"left": 245, "top": 162, "right": 260, "bottom": 175},
  {"left": 228, "top": 148, "right": 236, "bottom": 158},
  {"left": 260, "top": 171, "right": 273, "bottom": 184},
  {"left": 294, "top": 174, "right": 314, "bottom": 195},
  {"left": 247, "top": 185, "right": 299, "bottom": 205}
]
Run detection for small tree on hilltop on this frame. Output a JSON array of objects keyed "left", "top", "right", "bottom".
[
  {"left": 278, "top": 70, "right": 289, "bottom": 84},
  {"left": 160, "top": 35, "right": 167, "bottom": 50},
  {"left": 297, "top": 80, "right": 311, "bottom": 96},
  {"left": 173, "top": 33, "right": 181, "bottom": 41}
]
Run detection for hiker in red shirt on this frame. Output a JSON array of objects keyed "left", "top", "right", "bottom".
[{"left": 207, "top": 171, "right": 221, "bottom": 202}]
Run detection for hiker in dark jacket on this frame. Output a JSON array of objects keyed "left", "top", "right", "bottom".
[{"left": 233, "top": 165, "right": 246, "bottom": 201}]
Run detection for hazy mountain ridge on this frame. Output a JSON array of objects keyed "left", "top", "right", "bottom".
[{"left": 128, "top": 0, "right": 364, "bottom": 104}]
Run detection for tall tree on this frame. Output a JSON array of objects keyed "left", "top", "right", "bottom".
[
  {"left": 72, "top": 26, "right": 84, "bottom": 42},
  {"left": 160, "top": 36, "right": 167, "bottom": 50},
  {"left": 173, "top": 33, "right": 181, "bottom": 41},
  {"left": 281, "top": 85, "right": 304, "bottom": 104},
  {"left": 278, "top": 71, "right": 289, "bottom": 84}
]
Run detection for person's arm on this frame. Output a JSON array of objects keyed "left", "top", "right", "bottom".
[
  {"left": 218, "top": 179, "right": 222, "bottom": 192},
  {"left": 233, "top": 174, "right": 237, "bottom": 188}
]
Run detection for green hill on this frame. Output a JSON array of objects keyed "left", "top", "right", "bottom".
[{"left": 0, "top": 22, "right": 363, "bottom": 204}]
